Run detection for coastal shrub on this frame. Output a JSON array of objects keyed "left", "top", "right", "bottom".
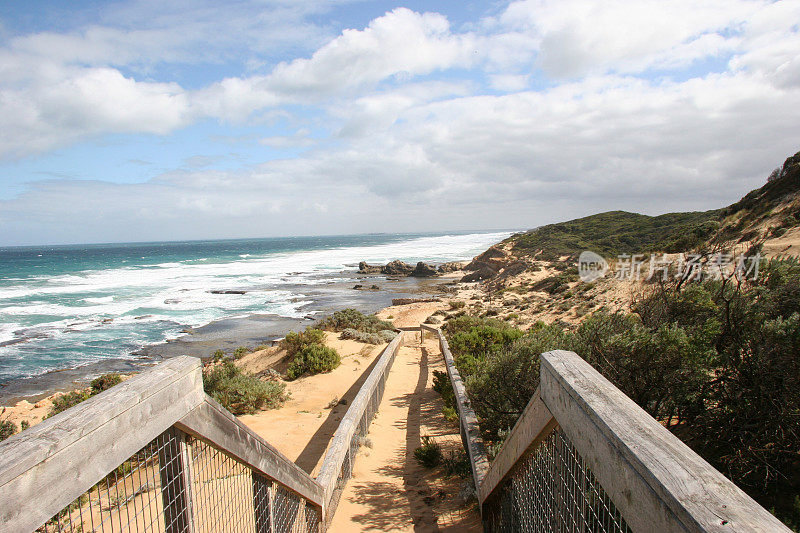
[
  {"left": 449, "top": 300, "right": 466, "bottom": 310},
  {"left": 378, "top": 330, "right": 398, "bottom": 342},
  {"left": 282, "top": 328, "right": 326, "bottom": 356},
  {"left": 233, "top": 346, "right": 250, "bottom": 359},
  {"left": 90, "top": 373, "right": 123, "bottom": 394},
  {"left": 48, "top": 390, "right": 92, "bottom": 417},
  {"left": 203, "top": 360, "right": 286, "bottom": 414},
  {"left": 442, "top": 450, "right": 472, "bottom": 478},
  {"left": 286, "top": 344, "right": 340, "bottom": 380},
  {"left": 20, "top": 420, "right": 30, "bottom": 431},
  {"left": 0, "top": 419, "right": 16, "bottom": 441},
  {"left": 465, "top": 323, "right": 569, "bottom": 442},
  {"left": 414, "top": 436, "right": 442, "bottom": 468},
  {"left": 317, "top": 308, "right": 393, "bottom": 333},
  {"left": 450, "top": 257, "right": 800, "bottom": 527},
  {"left": 212, "top": 349, "right": 226, "bottom": 362},
  {"left": 340, "top": 328, "right": 383, "bottom": 344},
  {"left": 432, "top": 369, "right": 458, "bottom": 423}
]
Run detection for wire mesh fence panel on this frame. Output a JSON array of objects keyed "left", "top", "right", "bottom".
[
  {"left": 38, "top": 426, "right": 322, "bottom": 533},
  {"left": 483, "top": 427, "right": 632, "bottom": 533}
]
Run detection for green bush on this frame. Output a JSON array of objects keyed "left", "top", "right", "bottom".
[
  {"left": 286, "top": 344, "right": 341, "bottom": 380},
  {"left": 233, "top": 346, "right": 250, "bottom": 359},
  {"left": 414, "top": 436, "right": 442, "bottom": 468},
  {"left": 340, "top": 328, "right": 383, "bottom": 344},
  {"left": 442, "top": 450, "right": 472, "bottom": 478},
  {"left": 449, "top": 300, "right": 466, "bottom": 310},
  {"left": 465, "top": 322, "right": 569, "bottom": 441},
  {"left": 203, "top": 360, "right": 286, "bottom": 414},
  {"left": 447, "top": 257, "right": 800, "bottom": 528},
  {"left": 90, "top": 373, "right": 123, "bottom": 394},
  {"left": 0, "top": 420, "right": 16, "bottom": 441},
  {"left": 212, "top": 349, "right": 226, "bottom": 362},
  {"left": 317, "top": 309, "right": 394, "bottom": 333},
  {"left": 48, "top": 390, "right": 92, "bottom": 417},
  {"left": 432, "top": 370, "right": 458, "bottom": 423},
  {"left": 282, "top": 328, "right": 326, "bottom": 356}
]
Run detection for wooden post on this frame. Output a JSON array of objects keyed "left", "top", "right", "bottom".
[{"left": 158, "top": 427, "right": 193, "bottom": 533}]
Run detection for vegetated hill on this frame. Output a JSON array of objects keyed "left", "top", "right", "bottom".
[{"left": 507, "top": 149, "right": 800, "bottom": 259}]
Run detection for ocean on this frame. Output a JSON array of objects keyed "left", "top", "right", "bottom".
[{"left": 0, "top": 231, "right": 509, "bottom": 390}]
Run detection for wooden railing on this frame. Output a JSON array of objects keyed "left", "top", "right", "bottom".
[
  {"left": 424, "top": 326, "right": 792, "bottom": 533},
  {"left": 315, "top": 331, "right": 406, "bottom": 523},
  {"left": 421, "top": 323, "right": 489, "bottom": 490},
  {"left": 0, "top": 356, "right": 324, "bottom": 532}
]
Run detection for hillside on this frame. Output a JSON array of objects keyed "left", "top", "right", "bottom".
[{"left": 505, "top": 149, "right": 800, "bottom": 260}]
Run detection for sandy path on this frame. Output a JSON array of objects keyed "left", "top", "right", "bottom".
[
  {"left": 238, "top": 332, "right": 388, "bottom": 476},
  {"left": 328, "top": 331, "right": 481, "bottom": 532}
]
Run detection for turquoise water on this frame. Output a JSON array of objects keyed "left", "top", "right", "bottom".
[{"left": 0, "top": 231, "right": 509, "bottom": 382}]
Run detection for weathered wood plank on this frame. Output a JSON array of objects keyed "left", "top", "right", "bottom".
[
  {"left": 176, "top": 396, "right": 324, "bottom": 508},
  {"left": 477, "top": 389, "right": 556, "bottom": 506},
  {"left": 541, "top": 349, "right": 791, "bottom": 533},
  {"left": 0, "top": 356, "right": 205, "bottom": 532}
]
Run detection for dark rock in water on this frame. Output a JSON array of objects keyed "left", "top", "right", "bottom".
[
  {"left": 210, "top": 289, "right": 247, "bottom": 295},
  {"left": 411, "top": 261, "right": 438, "bottom": 277},
  {"left": 164, "top": 299, "right": 180, "bottom": 304},
  {"left": 353, "top": 284, "right": 381, "bottom": 291},
  {"left": 461, "top": 266, "right": 498, "bottom": 282},
  {"left": 437, "top": 261, "right": 462, "bottom": 273},
  {"left": 382, "top": 260, "right": 414, "bottom": 276},
  {"left": 358, "top": 261, "right": 382, "bottom": 274}
]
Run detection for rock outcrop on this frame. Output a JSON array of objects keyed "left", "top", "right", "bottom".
[
  {"left": 358, "top": 261, "right": 382, "bottom": 274},
  {"left": 382, "top": 260, "right": 415, "bottom": 276},
  {"left": 411, "top": 262, "right": 438, "bottom": 277},
  {"left": 437, "top": 261, "right": 463, "bottom": 273}
]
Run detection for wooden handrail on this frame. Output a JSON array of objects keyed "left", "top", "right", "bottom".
[
  {"left": 0, "top": 355, "right": 325, "bottom": 531},
  {"left": 477, "top": 389, "right": 556, "bottom": 506},
  {"left": 316, "top": 331, "right": 406, "bottom": 513},
  {"left": 176, "top": 396, "right": 324, "bottom": 507},
  {"left": 541, "top": 350, "right": 791, "bottom": 533},
  {"left": 421, "top": 324, "right": 489, "bottom": 490}
]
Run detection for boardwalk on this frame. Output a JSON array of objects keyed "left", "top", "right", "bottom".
[{"left": 329, "top": 331, "right": 482, "bottom": 532}]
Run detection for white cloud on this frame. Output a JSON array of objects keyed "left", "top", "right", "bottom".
[
  {"left": 497, "top": 0, "right": 761, "bottom": 77},
  {"left": 1, "top": 1, "right": 800, "bottom": 244}
]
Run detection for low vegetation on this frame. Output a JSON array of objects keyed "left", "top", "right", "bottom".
[
  {"left": 279, "top": 326, "right": 341, "bottom": 380},
  {"left": 203, "top": 360, "right": 286, "bottom": 414},
  {"left": 340, "top": 328, "right": 396, "bottom": 344},
  {"left": 317, "top": 308, "right": 394, "bottom": 333},
  {"left": 0, "top": 419, "right": 16, "bottom": 441},
  {"left": 46, "top": 372, "right": 124, "bottom": 418},
  {"left": 445, "top": 257, "right": 800, "bottom": 527},
  {"left": 508, "top": 209, "right": 722, "bottom": 260},
  {"left": 285, "top": 344, "right": 341, "bottom": 380},
  {"left": 282, "top": 327, "right": 326, "bottom": 356},
  {"left": 414, "top": 436, "right": 442, "bottom": 468}
]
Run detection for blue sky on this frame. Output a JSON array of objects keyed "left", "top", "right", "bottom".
[{"left": 0, "top": 0, "right": 799, "bottom": 245}]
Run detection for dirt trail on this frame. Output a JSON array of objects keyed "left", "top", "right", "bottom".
[{"left": 329, "top": 331, "right": 481, "bottom": 532}]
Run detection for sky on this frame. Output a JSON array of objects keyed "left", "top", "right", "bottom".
[{"left": 0, "top": 0, "right": 799, "bottom": 246}]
